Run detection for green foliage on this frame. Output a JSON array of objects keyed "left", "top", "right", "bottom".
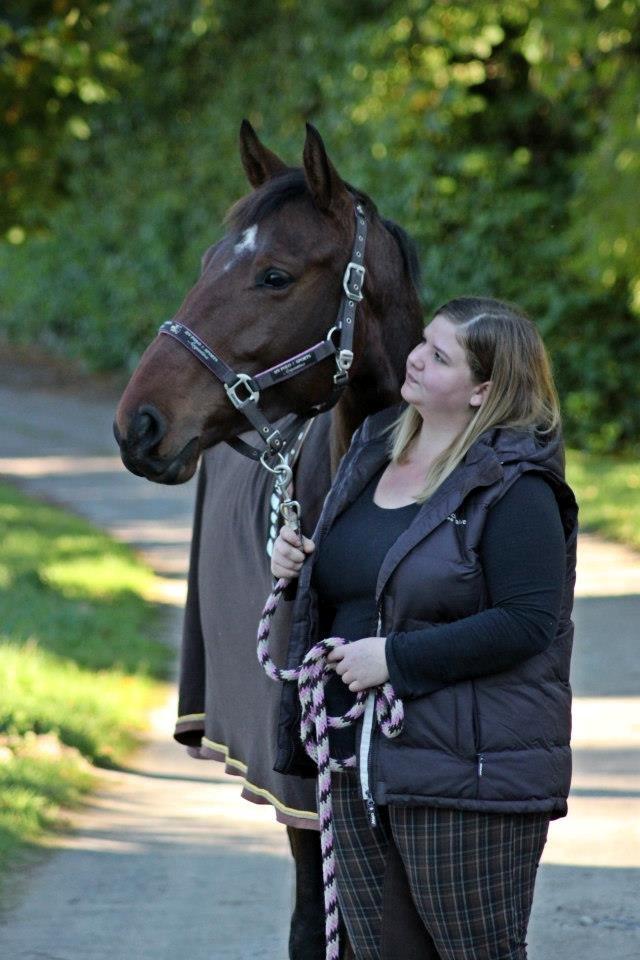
[
  {"left": 0, "top": 478, "right": 171, "bottom": 762},
  {"left": 0, "top": 1, "right": 132, "bottom": 234},
  {"left": 0, "top": 478, "right": 171, "bottom": 763},
  {"left": 0, "top": 481, "right": 170, "bottom": 677},
  {"left": 0, "top": 642, "right": 157, "bottom": 764},
  {"left": 0, "top": 480, "right": 171, "bottom": 884},
  {"left": 0, "top": 748, "right": 96, "bottom": 877},
  {"left": 0, "top": 0, "right": 638, "bottom": 452},
  {"left": 566, "top": 447, "right": 640, "bottom": 551}
]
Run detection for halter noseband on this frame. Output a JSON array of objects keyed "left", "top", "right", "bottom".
[{"left": 157, "top": 203, "right": 368, "bottom": 474}]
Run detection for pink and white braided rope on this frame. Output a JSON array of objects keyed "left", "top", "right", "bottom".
[{"left": 257, "top": 575, "right": 404, "bottom": 960}]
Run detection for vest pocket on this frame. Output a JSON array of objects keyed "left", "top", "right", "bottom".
[
  {"left": 471, "top": 681, "right": 481, "bottom": 751},
  {"left": 450, "top": 681, "right": 477, "bottom": 760},
  {"left": 471, "top": 681, "right": 483, "bottom": 795}
]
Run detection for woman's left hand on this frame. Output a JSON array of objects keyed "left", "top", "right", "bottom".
[{"left": 327, "top": 637, "right": 389, "bottom": 692}]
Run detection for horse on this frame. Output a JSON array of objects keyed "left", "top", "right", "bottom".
[{"left": 114, "top": 121, "right": 423, "bottom": 959}]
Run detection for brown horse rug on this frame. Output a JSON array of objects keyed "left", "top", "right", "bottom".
[{"left": 173, "top": 413, "right": 332, "bottom": 829}]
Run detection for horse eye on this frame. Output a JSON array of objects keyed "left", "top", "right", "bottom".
[{"left": 260, "top": 269, "right": 293, "bottom": 289}]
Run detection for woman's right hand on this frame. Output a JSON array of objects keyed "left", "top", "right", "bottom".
[{"left": 271, "top": 525, "right": 315, "bottom": 580}]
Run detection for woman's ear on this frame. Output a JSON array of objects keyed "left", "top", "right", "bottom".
[{"left": 469, "top": 381, "right": 492, "bottom": 409}]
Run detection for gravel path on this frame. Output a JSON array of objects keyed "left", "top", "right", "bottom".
[{"left": 0, "top": 376, "right": 638, "bottom": 959}]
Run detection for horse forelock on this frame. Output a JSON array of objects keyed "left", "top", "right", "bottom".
[
  {"left": 224, "top": 169, "right": 377, "bottom": 234},
  {"left": 224, "top": 170, "right": 421, "bottom": 297}
]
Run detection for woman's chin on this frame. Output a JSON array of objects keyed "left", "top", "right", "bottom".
[{"left": 400, "top": 379, "right": 415, "bottom": 401}]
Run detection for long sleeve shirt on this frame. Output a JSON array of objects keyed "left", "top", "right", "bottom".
[{"left": 311, "top": 464, "right": 566, "bottom": 755}]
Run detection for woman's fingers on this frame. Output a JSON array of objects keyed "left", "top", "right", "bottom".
[
  {"left": 275, "top": 535, "right": 304, "bottom": 562},
  {"left": 334, "top": 660, "right": 348, "bottom": 676},
  {"left": 274, "top": 561, "right": 299, "bottom": 576},
  {"left": 326, "top": 647, "right": 345, "bottom": 663},
  {"left": 270, "top": 528, "right": 314, "bottom": 579},
  {"left": 280, "top": 526, "right": 315, "bottom": 554},
  {"left": 279, "top": 525, "right": 301, "bottom": 546},
  {"left": 271, "top": 551, "right": 302, "bottom": 577},
  {"left": 278, "top": 533, "right": 304, "bottom": 561},
  {"left": 337, "top": 668, "right": 363, "bottom": 691},
  {"left": 283, "top": 546, "right": 305, "bottom": 565}
]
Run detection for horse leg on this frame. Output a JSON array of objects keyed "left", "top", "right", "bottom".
[{"left": 286, "top": 825, "right": 354, "bottom": 960}]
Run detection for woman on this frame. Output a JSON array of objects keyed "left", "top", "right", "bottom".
[{"left": 271, "top": 297, "right": 578, "bottom": 960}]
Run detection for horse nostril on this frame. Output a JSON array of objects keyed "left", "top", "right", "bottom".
[{"left": 130, "top": 404, "right": 167, "bottom": 453}]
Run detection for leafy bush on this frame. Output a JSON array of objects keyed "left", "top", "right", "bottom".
[{"left": 1, "top": 0, "right": 638, "bottom": 452}]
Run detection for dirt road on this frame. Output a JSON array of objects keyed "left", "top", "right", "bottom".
[{"left": 0, "top": 376, "right": 638, "bottom": 959}]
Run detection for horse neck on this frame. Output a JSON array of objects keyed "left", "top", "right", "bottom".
[{"left": 328, "top": 278, "right": 422, "bottom": 473}]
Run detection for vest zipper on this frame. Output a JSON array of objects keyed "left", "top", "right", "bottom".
[
  {"left": 471, "top": 681, "right": 484, "bottom": 785},
  {"left": 359, "top": 604, "right": 382, "bottom": 828}
]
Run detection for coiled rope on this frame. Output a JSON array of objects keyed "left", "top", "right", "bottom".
[{"left": 257, "top": 574, "right": 404, "bottom": 960}]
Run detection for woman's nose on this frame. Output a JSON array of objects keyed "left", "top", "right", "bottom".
[{"left": 409, "top": 345, "right": 425, "bottom": 367}]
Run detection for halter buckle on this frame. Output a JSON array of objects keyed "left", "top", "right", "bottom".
[
  {"left": 337, "top": 348, "right": 354, "bottom": 371},
  {"left": 333, "top": 349, "right": 354, "bottom": 385},
  {"left": 224, "top": 373, "right": 259, "bottom": 409},
  {"left": 342, "top": 262, "right": 366, "bottom": 302}
]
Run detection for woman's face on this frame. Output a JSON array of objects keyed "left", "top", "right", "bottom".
[{"left": 401, "top": 314, "right": 488, "bottom": 420}]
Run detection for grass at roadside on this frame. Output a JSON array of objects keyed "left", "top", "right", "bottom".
[
  {"left": 565, "top": 449, "right": 640, "bottom": 552},
  {"left": 0, "top": 481, "right": 173, "bottom": 880}
]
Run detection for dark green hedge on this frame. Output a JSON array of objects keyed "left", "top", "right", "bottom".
[{"left": 1, "top": 0, "right": 638, "bottom": 453}]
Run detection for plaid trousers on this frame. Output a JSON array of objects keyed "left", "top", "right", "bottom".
[{"left": 331, "top": 771, "right": 550, "bottom": 960}]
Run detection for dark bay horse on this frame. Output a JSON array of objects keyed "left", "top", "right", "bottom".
[{"left": 115, "top": 122, "right": 423, "bottom": 959}]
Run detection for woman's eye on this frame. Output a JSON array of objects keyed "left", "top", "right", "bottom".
[
  {"left": 260, "top": 269, "right": 293, "bottom": 289},
  {"left": 434, "top": 351, "right": 445, "bottom": 363}
]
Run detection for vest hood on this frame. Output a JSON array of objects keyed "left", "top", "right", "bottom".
[{"left": 358, "top": 401, "right": 567, "bottom": 486}]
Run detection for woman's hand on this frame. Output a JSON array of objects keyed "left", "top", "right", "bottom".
[
  {"left": 327, "top": 637, "right": 389, "bottom": 692},
  {"left": 271, "top": 524, "right": 315, "bottom": 580}
]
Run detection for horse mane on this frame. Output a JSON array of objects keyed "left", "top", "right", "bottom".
[
  {"left": 225, "top": 169, "right": 421, "bottom": 293},
  {"left": 379, "top": 217, "right": 421, "bottom": 290}
]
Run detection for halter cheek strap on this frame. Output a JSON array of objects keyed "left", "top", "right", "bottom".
[
  {"left": 158, "top": 319, "right": 291, "bottom": 452},
  {"left": 157, "top": 203, "right": 368, "bottom": 466}
]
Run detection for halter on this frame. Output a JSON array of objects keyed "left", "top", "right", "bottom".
[{"left": 158, "top": 203, "right": 368, "bottom": 483}]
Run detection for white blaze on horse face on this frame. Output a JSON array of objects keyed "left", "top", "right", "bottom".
[
  {"left": 234, "top": 224, "right": 258, "bottom": 256},
  {"left": 223, "top": 224, "right": 259, "bottom": 272}
]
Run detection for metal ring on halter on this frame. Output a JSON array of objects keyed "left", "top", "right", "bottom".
[
  {"left": 259, "top": 449, "right": 293, "bottom": 488},
  {"left": 326, "top": 325, "right": 341, "bottom": 348}
]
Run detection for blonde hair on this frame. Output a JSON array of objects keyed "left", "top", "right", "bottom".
[{"left": 386, "top": 297, "right": 561, "bottom": 503}]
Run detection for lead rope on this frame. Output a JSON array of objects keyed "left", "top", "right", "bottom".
[{"left": 257, "top": 514, "right": 404, "bottom": 960}]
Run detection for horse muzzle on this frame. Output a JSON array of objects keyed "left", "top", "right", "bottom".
[{"left": 114, "top": 405, "right": 200, "bottom": 484}]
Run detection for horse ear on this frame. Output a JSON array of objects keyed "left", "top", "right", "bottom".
[
  {"left": 303, "top": 123, "right": 351, "bottom": 216},
  {"left": 239, "top": 119, "right": 289, "bottom": 188}
]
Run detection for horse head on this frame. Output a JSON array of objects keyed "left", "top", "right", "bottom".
[{"left": 114, "top": 121, "right": 422, "bottom": 483}]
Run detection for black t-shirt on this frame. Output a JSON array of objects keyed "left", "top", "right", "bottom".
[{"left": 311, "top": 462, "right": 566, "bottom": 759}]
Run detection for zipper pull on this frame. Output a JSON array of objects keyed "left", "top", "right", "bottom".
[
  {"left": 478, "top": 755, "right": 484, "bottom": 777},
  {"left": 365, "top": 790, "right": 377, "bottom": 827}
]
